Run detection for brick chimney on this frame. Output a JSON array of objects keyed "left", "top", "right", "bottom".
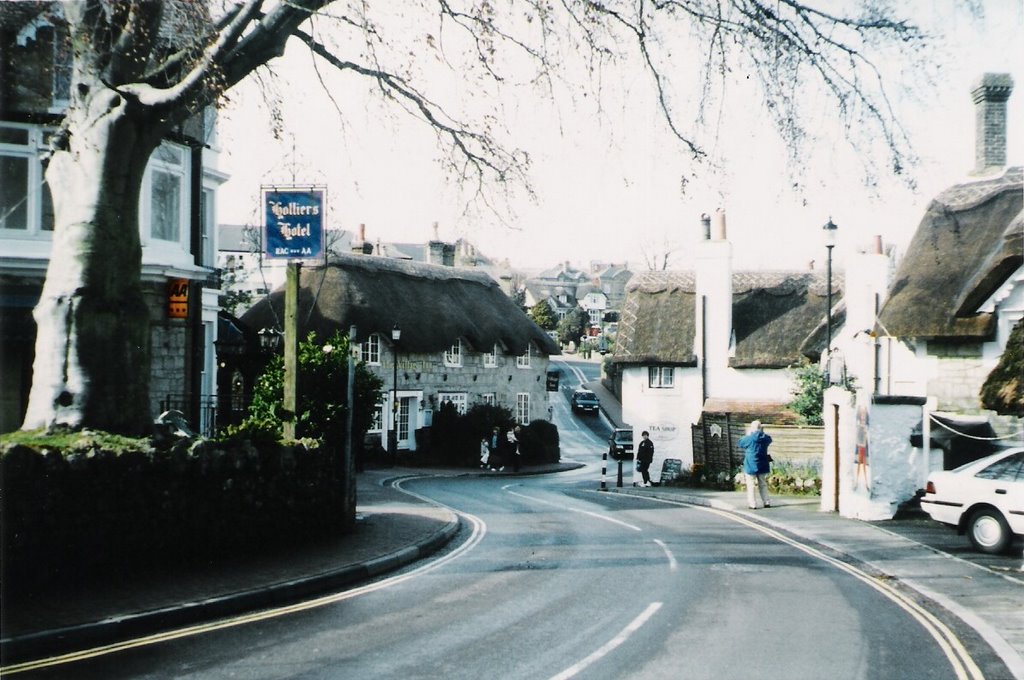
[
  {"left": 971, "top": 73, "right": 1014, "bottom": 175},
  {"left": 351, "top": 223, "right": 373, "bottom": 255}
]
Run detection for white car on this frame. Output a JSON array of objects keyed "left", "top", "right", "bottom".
[{"left": 920, "top": 446, "right": 1024, "bottom": 554}]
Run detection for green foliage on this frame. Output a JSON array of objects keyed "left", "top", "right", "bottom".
[
  {"left": 557, "top": 307, "right": 590, "bottom": 346},
  {"left": 241, "top": 331, "right": 383, "bottom": 447},
  {"left": 788, "top": 359, "right": 826, "bottom": 426},
  {"left": 528, "top": 301, "right": 558, "bottom": 330},
  {"left": 0, "top": 427, "right": 148, "bottom": 454},
  {"left": 980, "top": 317, "right": 1023, "bottom": 416}
]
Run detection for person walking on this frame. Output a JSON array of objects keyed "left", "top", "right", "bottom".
[
  {"left": 636, "top": 430, "right": 654, "bottom": 487},
  {"left": 507, "top": 426, "right": 522, "bottom": 472},
  {"left": 738, "top": 420, "right": 772, "bottom": 509},
  {"left": 487, "top": 426, "right": 501, "bottom": 470}
]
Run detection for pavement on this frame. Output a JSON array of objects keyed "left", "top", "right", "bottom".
[{"left": 2, "top": 462, "right": 1023, "bottom": 677}]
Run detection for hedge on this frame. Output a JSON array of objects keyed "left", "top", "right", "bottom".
[{"left": 0, "top": 437, "right": 345, "bottom": 588}]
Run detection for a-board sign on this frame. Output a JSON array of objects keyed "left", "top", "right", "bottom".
[{"left": 660, "top": 458, "right": 683, "bottom": 482}]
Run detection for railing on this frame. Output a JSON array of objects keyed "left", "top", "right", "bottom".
[{"left": 159, "top": 395, "right": 248, "bottom": 438}]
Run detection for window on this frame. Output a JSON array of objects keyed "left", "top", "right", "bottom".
[
  {"left": 0, "top": 125, "right": 54, "bottom": 236},
  {"left": 481, "top": 393, "right": 496, "bottom": 406},
  {"left": 438, "top": 392, "right": 468, "bottom": 414},
  {"left": 648, "top": 366, "right": 674, "bottom": 388},
  {"left": 361, "top": 334, "right": 381, "bottom": 365},
  {"left": 444, "top": 339, "right": 463, "bottom": 367},
  {"left": 976, "top": 452, "right": 1024, "bottom": 481},
  {"left": 484, "top": 343, "right": 498, "bottom": 368},
  {"left": 517, "top": 345, "right": 531, "bottom": 368},
  {"left": 516, "top": 393, "right": 530, "bottom": 425},
  {"left": 150, "top": 144, "right": 184, "bottom": 242},
  {"left": 200, "top": 187, "right": 215, "bottom": 267}
]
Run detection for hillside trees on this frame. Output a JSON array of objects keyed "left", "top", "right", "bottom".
[{"left": 20, "top": 0, "right": 930, "bottom": 435}]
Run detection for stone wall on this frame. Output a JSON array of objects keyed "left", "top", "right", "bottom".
[{"left": 926, "top": 341, "right": 990, "bottom": 411}]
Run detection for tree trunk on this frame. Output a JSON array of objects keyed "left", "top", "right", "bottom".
[{"left": 22, "top": 84, "right": 163, "bottom": 435}]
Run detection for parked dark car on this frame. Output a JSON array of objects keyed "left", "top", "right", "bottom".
[
  {"left": 570, "top": 389, "right": 600, "bottom": 413},
  {"left": 608, "top": 428, "right": 634, "bottom": 459}
]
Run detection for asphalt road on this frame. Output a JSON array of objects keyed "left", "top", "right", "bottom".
[
  {"left": 12, "top": 360, "right": 1014, "bottom": 678},
  {"left": 21, "top": 467, "right": 987, "bottom": 680}
]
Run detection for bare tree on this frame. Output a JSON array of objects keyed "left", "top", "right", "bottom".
[{"left": 21, "top": 0, "right": 929, "bottom": 435}]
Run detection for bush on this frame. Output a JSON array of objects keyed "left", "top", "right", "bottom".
[
  {"left": 424, "top": 404, "right": 562, "bottom": 467},
  {"left": 521, "top": 419, "right": 560, "bottom": 464}
]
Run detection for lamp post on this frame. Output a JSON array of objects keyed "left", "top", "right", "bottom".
[
  {"left": 389, "top": 323, "right": 401, "bottom": 461},
  {"left": 823, "top": 218, "right": 838, "bottom": 353}
]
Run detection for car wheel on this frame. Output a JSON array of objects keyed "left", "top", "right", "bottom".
[{"left": 967, "top": 507, "right": 1011, "bottom": 554}]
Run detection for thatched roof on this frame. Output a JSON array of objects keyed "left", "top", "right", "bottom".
[
  {"left": 612, "top": 270, "right": 841, "bottom": 369},
  {"left": 240, "top": 253, "right": 560, "bottom": 356},
  {"left": 878, "top": 167, "right": 1023, "bottom": 340},
  {"left": 980, "top": 317, "right": 1024, "bottom": 416}
]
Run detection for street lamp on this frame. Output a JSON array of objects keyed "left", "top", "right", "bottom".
[
  {"left": 257, "top": 327, "right": 282, "bottom": 354},
  {"left": 389, "top": 323, "right": 401, "bottom": 460},
  {"left": 823, "top": 218, "right": 838, "bottom": 353}
]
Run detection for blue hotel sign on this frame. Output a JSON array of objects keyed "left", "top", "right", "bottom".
[{"left": 264, "top": 189, "right": 324, "bottom": 259}]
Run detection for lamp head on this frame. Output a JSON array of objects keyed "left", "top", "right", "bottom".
[
  {"left": 391, "top": 323, "right": 402, "bottom": 342},
  {"left": 823, "top": 217, "right": 838, "bottom": 248}
]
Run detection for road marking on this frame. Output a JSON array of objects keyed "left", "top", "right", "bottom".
[
  {"left": 653, "top": 539, "right": 677, "bottom": 571},
  {"left": 548, "top": 602, "right": 662, "bottom": 680},
  {"left": 610, "top": 494, "right": 986, "bottom": 680},
  {"left": 1, "top": 479, "right": 485, "bottom": 676},
  {"left": 505, "top": 486, "right": 642, "bottom": 531}
]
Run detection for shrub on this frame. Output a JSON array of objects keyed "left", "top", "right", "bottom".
[
  {"left": 245, "top": 330, "right": 382, "bottom": 448},
  {"left": 0, "top": 435, "right": 344, "bottom": 591},
  {"left": 521, "top": 419, "right": 560, "bottom": 464}
]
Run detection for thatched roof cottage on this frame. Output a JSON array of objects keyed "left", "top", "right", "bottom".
[
  {"left": 609, "top": 210, "right": 844, "bottom": 473},
  {"left": 240, "top": 253, "right": 560, "bottom": 453}
]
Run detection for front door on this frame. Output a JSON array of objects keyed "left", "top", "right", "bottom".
[{"left": 398, "top": 397, "right": 412, "bottom": 450}]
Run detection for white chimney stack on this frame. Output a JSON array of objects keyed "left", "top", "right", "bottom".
[{"left": 695, "top": 208, "right": 733, "bottom": 396}]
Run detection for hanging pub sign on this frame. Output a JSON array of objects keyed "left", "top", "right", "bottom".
[
  {"left": 263, "top": 188, "right": 324, "bottom": 260},
  {"left": 546, "top": 370, "right": 560, "bottom": 392},
  {"left": 167, "top": 278, "right": 189, "bottom": 319}
]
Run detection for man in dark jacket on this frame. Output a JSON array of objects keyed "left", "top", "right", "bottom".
[
  {"left": 738, "top": 420, "right": 773, "bottom": 509},
  {"left": 636, "top": 430, "right": 654, "bottom": 487}
]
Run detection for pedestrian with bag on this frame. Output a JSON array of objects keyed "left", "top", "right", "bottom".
[
  {"left": 738, "top": 420, "right": 773, "bottom": 509},
  {"left": 636, "top": 430, "right": 654, "bottom": 487}
]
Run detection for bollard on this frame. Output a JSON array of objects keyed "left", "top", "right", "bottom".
[
  {"left": 617, "top": 458, "right": 623, "bottom": 487},
  {"left": 601, "top": 451, "right": 607, "bottom": 491}
]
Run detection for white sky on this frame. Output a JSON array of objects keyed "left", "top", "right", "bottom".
[{"left": 216, "top": 2, "right": 1024, "bottom": 273}]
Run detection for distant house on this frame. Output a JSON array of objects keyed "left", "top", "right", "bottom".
[
  {"left": 610, "top": 211, "right": 841, "bottom": 475},
  {"left": 239, "top": 253, "right": 560, "bottom": 452}
]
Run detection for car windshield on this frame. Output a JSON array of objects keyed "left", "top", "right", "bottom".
[
  {"left": 615, "top": 430, "right": 632, "bottom": 442},
  {"left": 575, "top": 391, "right": 596, "bottom": 399}
]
